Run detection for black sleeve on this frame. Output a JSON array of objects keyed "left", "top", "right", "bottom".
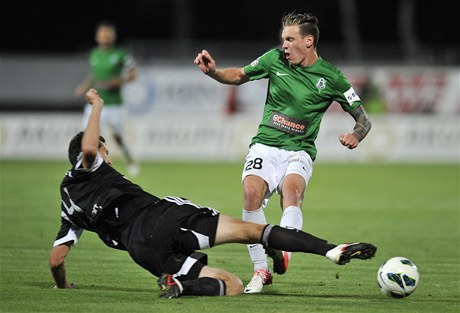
[{"left": 53, "top": 215, "right": 83, "bottom": 247}]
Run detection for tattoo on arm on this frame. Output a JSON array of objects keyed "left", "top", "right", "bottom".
[{"left": 349, "top": 106, "right": 372, "bottom": 142}]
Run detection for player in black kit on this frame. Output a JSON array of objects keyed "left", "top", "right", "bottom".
[{"left": 49, "top": 89, "right": 377, "bottom": 298}]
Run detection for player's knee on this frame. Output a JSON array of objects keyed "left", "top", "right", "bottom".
[
  {"left": 243, "top": 186, "right": 264, "bottom": 210},
  {"left": 202, "top": 266, "right": 244, "bottom": 296},
  {"left": 224, "top": 274, "right": 244, "bottom": 296},
  {"left": 280, "top": 187, "right": 304, "bottom": 207}
]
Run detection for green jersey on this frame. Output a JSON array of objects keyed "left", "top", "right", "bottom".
[
  {"left": 243, "top": 49, "right": 362, "bottom": 161},
  {"left": 89, "top": 47, "right": 136, "bottom": 105}
]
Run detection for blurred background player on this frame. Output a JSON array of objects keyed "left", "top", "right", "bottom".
[
  {"left": 195, "top": 12, "right": 372, "bottom": 293},
  {"left": 74, "top": 20, "right": 139, "bottom": 176}
]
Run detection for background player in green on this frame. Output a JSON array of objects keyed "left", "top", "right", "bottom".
[
  {"left": 74, "top": 20, "right": 139, "bottom": 176},
  {"left": 194, "top": 12, "right": 372, "bottom": 293}
]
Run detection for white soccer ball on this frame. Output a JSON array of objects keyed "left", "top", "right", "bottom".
[{"left": 377, "top": 256, "right": 419, "bottom": 298}]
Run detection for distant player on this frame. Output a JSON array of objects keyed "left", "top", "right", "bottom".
[
  {"left": 49, "top": 89, "right": 377, "bottom": 298},
  {"left": 74, "top": 20, "right": 139, "bottom": 176},
  {"left": 195, "top": 12, "right": 372, "bottom": 293}
]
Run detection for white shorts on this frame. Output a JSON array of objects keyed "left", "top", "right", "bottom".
[
  {"left": 241, "top": 143, "right": 314, "bottom": 196},
  {"left": 82, "top": 103, "right": 125, "bottom": 135}
]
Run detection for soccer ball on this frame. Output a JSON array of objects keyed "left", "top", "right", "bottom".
[{"left": 377, "top": 256, "right": 419, "bottom": 298}]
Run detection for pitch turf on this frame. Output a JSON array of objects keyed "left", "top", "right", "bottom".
[{"left": 0, "top": 161, "right": 458, "bottom": 312}]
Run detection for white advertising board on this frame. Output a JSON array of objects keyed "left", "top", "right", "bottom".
[{"left": 1, "top": 113, "right": 458, "bottom": 163}]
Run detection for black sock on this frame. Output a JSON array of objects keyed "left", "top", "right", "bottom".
[
  {"left": 180, "top": 277, "right": 226, "bottom": 296},
  {"left": 261, "top": 224, "right": 336, "bottom": 256}
]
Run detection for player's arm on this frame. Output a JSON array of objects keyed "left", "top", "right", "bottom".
[
  {"left": 194, "top": 50, "right": 249, "bottom": 85},
  {"left": 74, "top": 73, "right": 95, "bottom": 98},
  {"left": 81, "top": 89, "right": 104, "bottom": 168},
  {"left": 49, "top": 242, "right": 74, "bottom": 288},
  {"left": 339, "top": 105, "right": 372, "bottom": 149},
  {"left": 49, "top": 216, "right": 82, "bottom": 289},
  {"left": 105, "top": 66, "right": 139, "bottom": 90},
  {"left": 122, "top": 54, "right": 139, "bottom": 84},
  {"left": 124, "top": 61, "right": 139, "bottom": 83}
]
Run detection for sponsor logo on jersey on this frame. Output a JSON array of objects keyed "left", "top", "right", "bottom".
[
  {"left": 269, "top": 111, "right": 308, "bottom": 135},
  {"left": 344, "top": 87, "right": 361, "bottom": 105},
  {"left": 316, "top": 77, "right": 327, "bottom": 92},
  {"left": 276, "top": 71, "right": 289, "bottom": 76}
]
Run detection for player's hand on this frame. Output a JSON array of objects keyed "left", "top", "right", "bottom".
[
  {"left": 339, "top": 133, "right": 359, "bottom": 149},
  {"left": 194, "top": 50, "right": 216, "bottom": 75},
  {"left": 85, "top": 89, "right": 104, "bottom": 107}
]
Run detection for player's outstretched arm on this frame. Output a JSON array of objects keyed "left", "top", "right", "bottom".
[
  {"left": 49, "top": 243, "right": 74, "bottom": 288},
  {"left": 194, "top": 49, "right": 248, "bottom": 85},
  {"left": 81, "top": 89, "right": 104, "bottom": 168},
  {"left": 339, "top": 105, "right": 372, "bottom": 149}
]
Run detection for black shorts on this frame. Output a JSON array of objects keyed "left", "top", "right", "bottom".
[{"left": 121, "top": 196, "right": 220, "bottom": 280}]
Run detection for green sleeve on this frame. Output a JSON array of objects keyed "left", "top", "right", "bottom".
[
  {"left": 243, "top": 49, "right": 277, "bottom": 81},
  {"left": 332, "top": 70, "right": 362, "bottom": 112}
]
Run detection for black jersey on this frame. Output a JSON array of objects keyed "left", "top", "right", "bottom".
[
  {"left": 59, "top": 155, "right": 160, "bottom": 248},
  {"left": 55, "top": 155, "right": 221, "bottom": 279}
]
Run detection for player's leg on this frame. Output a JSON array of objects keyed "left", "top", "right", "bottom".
[
  {"left": 158, "top": 218, "right": 377, "bottom": 299},
  {"left": 215, "top": 215, "right": 333, "bottom": 257},
  {"left": 280, "top": 174, "right": 306, "bottom": 228},
  {"left": 113, "top": 133, "right": 136, "bottom": 165},
  {"left": 275, "top": 173, "right": 306, "bottom": 272},
  {"left": 273, "top": 151, "right": 313, "bottom": 273},
  {"left": 108, "top": 105, "right": 139, "bottom": 176},
  {"left": 198, "top": 266, "right": 243, "bottom": 296},
  {"left": 158, "top": 263, "right": 242, "bottom": 298},
  {"left": 242, "top": 175, "right": 270, "bottom": 271},
  {"left": 260, "top": 224, "right": 377, "bottom": 264},
  {"left": 157, "top": 212, "right": 242, "bottom": 299},
  {"left": 214, "top": 216, "right": 377, "bottom": 266},
  {"left": 241, "top": 144, "right": 278, "bottom": 293}
]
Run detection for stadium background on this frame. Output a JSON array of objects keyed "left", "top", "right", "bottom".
[{"left": 1, "top": 0, "right": 459, "bottom": 163}]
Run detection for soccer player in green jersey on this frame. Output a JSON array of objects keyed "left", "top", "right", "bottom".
[
  {"left": 74, "top": 21, "right": 139, "bottom": 176},
  {"left": 195, "top": 12, "right": 372, "bottom": 293}
]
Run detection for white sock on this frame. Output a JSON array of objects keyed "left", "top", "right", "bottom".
[
  {"left": 280, "top": 206, "right": 303, "bottom": 230},
  {"left": 243, "top": 207, "right": 268, "bottom": 271},
  {"left": 280, "top": 206, "right": 303, "bottom": 261}
]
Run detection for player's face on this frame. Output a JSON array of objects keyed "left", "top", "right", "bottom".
[
  {"left": 98, "top": 142, "right": 112, "bottom": 167},
  {"left": 96, "top": 26, "right": 116, "bottom": 48},
  {"left": 281, "top": 25, "right": 310, "bottom": 66}
]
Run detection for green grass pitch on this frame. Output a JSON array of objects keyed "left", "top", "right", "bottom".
[{"left": 0, "top": 160, "right": 459, "bottom": 312}]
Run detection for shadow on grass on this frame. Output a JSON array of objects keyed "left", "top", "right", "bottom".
[
  {"left": 255, "top": 291, "right": 460, "bottom": 305},
  {"left": 31, "top": 281, "right": 152, "bottom": 293},
  {"left": 31, "top": 282, "right": 460, "bottom": 305}
]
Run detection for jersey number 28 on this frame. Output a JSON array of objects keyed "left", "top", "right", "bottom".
[{"left": 245, "top": 158, "right": 263, "bottom": 171}]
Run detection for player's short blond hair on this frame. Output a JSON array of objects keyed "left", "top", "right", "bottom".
[{"left": 282, "top": 12, "right": 320, "bottom": 48}]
